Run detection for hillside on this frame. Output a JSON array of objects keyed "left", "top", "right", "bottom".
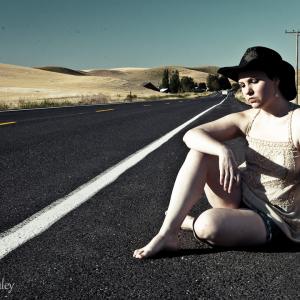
[
  {"left": 34, "top": 66, "right": 88, "bottom": 76},
  {"left": 0, "top": 63, "right": 211, "bottom": 108},
  {"left": 187, "top": 66, "right": 219, "bottom": 75},
  {"left": 84, "top": 66, "right": 209, "bottom": 91}
]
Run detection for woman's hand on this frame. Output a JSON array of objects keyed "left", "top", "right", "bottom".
[{"left": 218, "top": 146, "right": 240, "bottom": 193}]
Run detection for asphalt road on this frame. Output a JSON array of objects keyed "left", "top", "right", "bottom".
[{"left": 0, "top": 93, "right": 299, "bottom": 299}]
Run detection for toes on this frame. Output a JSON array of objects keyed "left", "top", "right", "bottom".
[
  {"left": 133, "top": 247, "right": 153, "bottom": 259},
  {"left": 133, "top": 248, "right": 145, "bottom": 259}
]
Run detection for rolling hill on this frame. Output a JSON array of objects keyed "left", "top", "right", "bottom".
[{"left": 0, "top": 63, "right": 213, "bottom": 108}]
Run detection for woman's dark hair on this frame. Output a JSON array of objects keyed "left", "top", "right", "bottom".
[{"left": 264, "top": 68, "right": 294, "bottom": 101}]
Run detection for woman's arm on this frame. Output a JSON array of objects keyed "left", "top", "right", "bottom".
[
  {"left": 292, "top": 108, "right": 300, "bottom": 151},
  {"left": 183, "top": 110, "right": 250, "bottom": 193},
  {"left": 183, "top": 111, "right": 248, "bottom": 153}
]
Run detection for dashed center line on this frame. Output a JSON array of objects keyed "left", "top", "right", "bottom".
[
  {"left": 0, "top": 95, "right": 229, "bottom": 260},
  {"left": 96, "top": 108, "right": 114, "bottom": 113},
  {"left": 0, "top": 121, "right": 16, "bottom": 126}
]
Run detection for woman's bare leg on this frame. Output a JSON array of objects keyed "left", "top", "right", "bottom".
[
  {"left": 176, "top": 155, "right": 266, "bottom": 247},
  {"left": 133, "top": 150, "right": 207, "bottom": 259},
  {"left": 164, "top": 211, "right": 194, "bottom": 230},
  {"left": 193, "top": 208, "right": 267, "bottom": 246},
  {"left": 179, "top": 156, "right": 267, "bottom": 247},
  {"left": 133, "top": 149, "right": 241, "bottom": 259},
  {"left": 180, "top": 215, "right": 195, "bottom": 230},
  {"left": 176, "top": 154, "right": 242, "bottom": 232}
]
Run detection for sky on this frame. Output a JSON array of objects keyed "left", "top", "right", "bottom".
[{"left": 1, "top": 0, "right": 300, "bottom": 70}]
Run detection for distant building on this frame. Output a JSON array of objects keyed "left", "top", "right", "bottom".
[{"left": 143, "top": 82, "right": 160, "bottom": 92}]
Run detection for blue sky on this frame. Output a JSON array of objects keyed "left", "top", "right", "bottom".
[{"left": 1, "top": 0, "right": 300, "bottom": 70}]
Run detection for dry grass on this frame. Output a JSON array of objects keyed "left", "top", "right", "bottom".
[
  {"left": 0, "top": 63, "right": 212, "bottom": 110},
  {"left": 187, "top": 66, "right": 219, "bottom": 75},
  {"left": 234, "top": 89, "right": 246, "bottom": 103}
]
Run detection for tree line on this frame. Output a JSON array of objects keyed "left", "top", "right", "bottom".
[{"left": 160, "top": 68, "right": 235, "bottom": 93}]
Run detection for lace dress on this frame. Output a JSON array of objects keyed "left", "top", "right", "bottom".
[{"left": 241, "top": 107, "right": 300, "bottom": 242}]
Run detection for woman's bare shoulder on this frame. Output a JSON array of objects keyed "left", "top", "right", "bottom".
[
  {"left": 292, "top": 107, "right": 300, "bottom": 125},
  {"left": 292, "top": 106, "right": 300, "bottom": 115},
  {"left": 231, "top": 108, "right": 256, "bottom": 132},
  {"left": 233, "top": 108, "right": 256, "bottom": 118},
  {"left": 292, "top": 108, "right": 300, "bottom": 147}
]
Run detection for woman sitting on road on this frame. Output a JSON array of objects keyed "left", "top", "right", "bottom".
[{"left": 133, "top": 46, "right": 300, "bottom": 259}]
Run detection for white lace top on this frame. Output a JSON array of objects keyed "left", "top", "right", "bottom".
[{"left": 241, "top": 107, "right": 300, "bottom": 242}]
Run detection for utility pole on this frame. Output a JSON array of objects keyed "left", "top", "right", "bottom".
[{"left": 285, "top": 29, "right": 300, "bottom": 104}]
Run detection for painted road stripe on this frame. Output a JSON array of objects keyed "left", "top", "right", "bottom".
[
  {"left": 0, "top": 121, "right": 16, "bottom": 126},
  {"left": 96, "top": 108, "right": 114, "bottom": 113},
  {"left": 0, "top": 103, "right": 115, "bottom": 113},
  {"left": 0, "top": 95, "right": 229, "bottom": 260}
]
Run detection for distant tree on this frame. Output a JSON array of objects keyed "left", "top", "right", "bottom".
[
  {"left": 169, "top": 70, "right": 180, "bottom": 93},
  {"left": 198, "top": 82, "right": 207, "bottom": 91},
  {"left": 231, "top": 82, "right": 240, "bottom": 92},
  {"left": 161, "top": 68, "right": 169, "bottom": 89},
  {"left": 206, "top": 74, "right": 214, "bottom": 91},
  {"left": 206, "top": 74, "right": 220, "bottom": 91},
  {"left": 218, "top": 75, "right": 231, "bottom": 90},
  {"left": 180, "top": 76, "right": 195, "bottom": 92}
]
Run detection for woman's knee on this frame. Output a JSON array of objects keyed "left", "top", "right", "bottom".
[
  {"left": 193, "top": 208, "right": 268, "bottom": 247},
  {"left": 193, "top": 209, "right": 223, "bottom": 244}
]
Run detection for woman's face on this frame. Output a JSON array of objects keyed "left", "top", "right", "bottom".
[{"left": 238, "top": 70, "right": 279, "bottom": 108}]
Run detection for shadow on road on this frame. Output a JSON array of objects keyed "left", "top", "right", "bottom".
[{"left": 149, "top": 242, "right": 300, "bottom": 259}]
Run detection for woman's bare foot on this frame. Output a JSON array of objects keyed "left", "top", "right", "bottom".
[
  {"left": 165, "top": 211, "right": 194, "bottom": 231},
  {"left": 133, "top": 233, "right": 179, "bottom": 259},
  {"left": 180, "top": 215, "right": 194, "bottom": 231}
]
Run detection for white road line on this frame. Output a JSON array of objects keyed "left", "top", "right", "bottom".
[{"left": 0, "top": 95, "right": 229, "bottom": 260}]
